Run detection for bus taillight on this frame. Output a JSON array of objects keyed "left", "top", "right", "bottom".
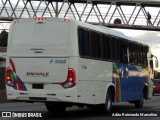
[
  {"left": 6, "top": 67, "right": 11, "bottom": 81},
  {"left": 62, "top": 68, "right": 76, "bottom": 88},
  {"left": 6, "top": 67, "right": 14, "bottom": 87}
]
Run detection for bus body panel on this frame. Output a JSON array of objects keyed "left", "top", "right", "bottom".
[
  {"left": 6, "top": 83, "right": 78, "bottom": 102},
  {"left": 113, "top": 62, "right": 152, "bottom": 102},
  {"left": 6, "top": 57, "right": 78, "bottom": 103},
  {"left": 77, "top": 58, "right": 112, "bottom": 104},
  {"left": 9, "top": 57, "right": 69, "bottom": 84}
]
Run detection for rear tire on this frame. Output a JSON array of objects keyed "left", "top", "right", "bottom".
[
  {"left": 101, "top": 89, "right": 113, "bottom": 113},
  {"left": 90, "top": 90, "right": 113, "bottom": 113},
  {"left": 134, "top": 99, "right": 144, "bottom": 108},
  {"left": 45, "top": 102, "right": 66, "bottom": 113},
  {"left": 134, "top": 90, "right": 145, "bottom": 108}
]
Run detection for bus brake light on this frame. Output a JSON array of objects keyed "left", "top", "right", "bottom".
[
  {"left": 61, "top": 68, "right": 76, "bottom": 88},
  {"left": 6, "top": 67, "right": 15, "bottom": 87},
  {"left": 6, "top": 67, "right": 11, "bottom": 81}
]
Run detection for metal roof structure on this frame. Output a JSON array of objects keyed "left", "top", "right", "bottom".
[{"left": 0, "top": 0, "right": 160, "bottom": 31}]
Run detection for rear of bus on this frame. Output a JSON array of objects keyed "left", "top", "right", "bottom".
[{"left": 6, "top": 18, "right": 78, "bottom": 104}]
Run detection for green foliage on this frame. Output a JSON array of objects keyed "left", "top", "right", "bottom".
[{"left": 0, "top": 30, "right": 8, "bottom": 47}]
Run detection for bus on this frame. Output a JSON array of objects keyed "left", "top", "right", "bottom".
[{"left": 6, "top": 17, "right": 155, "bottom": 113}]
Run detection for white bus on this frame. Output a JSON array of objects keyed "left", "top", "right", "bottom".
[{"left": 6, "top": 18, "right": 155, "bottom": 113}]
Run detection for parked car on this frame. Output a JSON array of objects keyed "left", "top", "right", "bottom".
[{"left": 153, "top": 79, "right": 160, "bottom": 95}]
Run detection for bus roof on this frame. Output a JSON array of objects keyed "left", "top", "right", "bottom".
[{"left": 12, "top": 17, "right": 148, "bottom": 47}]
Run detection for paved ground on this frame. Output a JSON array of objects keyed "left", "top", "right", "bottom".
[{"left": 0, "top": 94, "right": 160, "bottom": 120}]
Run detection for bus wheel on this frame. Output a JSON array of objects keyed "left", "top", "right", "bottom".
[
  {"left": 45, "top": 103, "right": 66, "bottom": 113},
  {"left": 104, "top": 89, "right": 112, "bottom": 112},
  {"left": 134, "top": 93, "right": 144, "bottom": 108}
]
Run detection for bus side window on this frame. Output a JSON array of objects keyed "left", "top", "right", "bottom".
[
  {"left": 91, "top": 31, "right": 96, "bottom": 58},
  {"left": 106, "top": 35, "right": 111, "bottom": 60},
  {"left": 110, "top": 37, "right": 115, "bottom": 60},
  {"left": 120, "top": 41, "right": 128, "bottom": 63},
  {"left": 135, "top": 44, "right": 138, "bottom": 64},
  {"left": 137, "top": 45, "right": 141, "bottom": 65},
  {"left": 101, "top": 34, "right": 107, "bottom": 59},
  {"left": 95, "top": 32, "right": 101, "bottom": 58},
  {"left": 132, "top": 44, "right": 136, "bottom": 64},
  {"left": 100, "top": 34, "right": 111, "bottom": 60},
  {"left": 129, "top": 42, "right": 133, "bottom": 64},
  {"left": 110, "top": 36, "right": 120, "bottom": 61},
  {"left": 84, "top": 30, "right": 91, "bottom": 57},
  {"left": 116, "top": 39, "right": 120, "bottom": 61},
  {"left": 144, "top": 46, "right": 149, "bottom": 66},
  {"left": 78, "top": 27, "right": 91, "bottom": 58},
  {"left": 78, "top": 27, "right": 84, "bottom": 56},
  {"left": 144, "top": 46, "right": 147, "bottom": 66},
  {"left": 138, "top": 45, "right": 143, "bottom": 65}
]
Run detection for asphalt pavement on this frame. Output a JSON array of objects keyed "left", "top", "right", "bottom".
[{"left": 0, "top": 94, "right": 160, "bottom": 120}]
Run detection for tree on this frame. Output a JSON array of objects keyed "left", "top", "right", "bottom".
[{"left": 0, "top": 30, "right": 8, "bottom": 47}]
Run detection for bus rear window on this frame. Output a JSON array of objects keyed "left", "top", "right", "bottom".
[{"left": 10, "top": 21, "right": 69, "bottom": 55}]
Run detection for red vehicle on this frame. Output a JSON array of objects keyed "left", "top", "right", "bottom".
[{"left": 153, "top": 79, "right": 160, "bottom": 95}]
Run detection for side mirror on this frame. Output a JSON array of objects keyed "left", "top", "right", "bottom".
[{"left": 155, "top": 59, "right": 159, "bottom": 68}]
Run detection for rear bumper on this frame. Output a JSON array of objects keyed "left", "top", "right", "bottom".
[{"left": 6, "top": 86, "right": 77, "bottom": 103}]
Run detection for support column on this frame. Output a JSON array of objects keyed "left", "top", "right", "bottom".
[{"left": 55, "top": 2, "right": 58, "bottom": 18}]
